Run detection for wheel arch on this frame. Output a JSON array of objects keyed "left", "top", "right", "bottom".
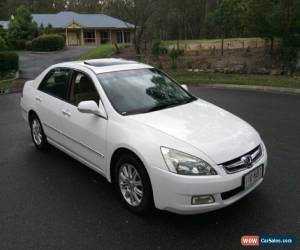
[
  {"left": 109, "top": 147, "right": 151, "bottom": 185},
  {"left": 28, "top": 109, "right": 38, "bottom": 123}
]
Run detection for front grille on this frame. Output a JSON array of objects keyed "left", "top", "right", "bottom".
[{"left": 220, "top": 145, "right": 262, "bottom": 174}]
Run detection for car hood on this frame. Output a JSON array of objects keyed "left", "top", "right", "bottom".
[{"left": 130, "top": 99, "right": 261, "bottom": 164}]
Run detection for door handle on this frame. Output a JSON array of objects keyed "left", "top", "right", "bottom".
[
  {"left": 35, "top": 96, "right": 42, "bottom": 102},
  {"left": 62, "top": 109, "right": 71, "bottom": 117}
]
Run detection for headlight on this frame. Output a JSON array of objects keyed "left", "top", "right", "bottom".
[{"left": 161, "top": 147, "right": 217, "bottom": 176}]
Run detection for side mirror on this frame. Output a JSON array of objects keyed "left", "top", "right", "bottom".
[
  {"left": 78, "top": 100, "right": 107, "bottom": 119},
  {"left": 181, "top": 84, "right": 189, "bottom": 91}
]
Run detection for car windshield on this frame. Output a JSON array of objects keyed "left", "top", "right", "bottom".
[{"left": 97, "top": 68, "right": 196, "bottom": 115}]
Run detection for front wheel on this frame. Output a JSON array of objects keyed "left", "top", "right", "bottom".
[
  {"left": 115, "top": 154, "right": 153, "bottom": 214},
  {"left": 30, "top": 115, "right": 48, "bottom": 150}
]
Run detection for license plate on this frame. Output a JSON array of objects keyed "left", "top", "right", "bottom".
[{"left": 243, "top": 165, "right": 264, "bottom": 190}]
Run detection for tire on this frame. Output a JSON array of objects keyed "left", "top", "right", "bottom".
[
  {"left": 29, "top": 114, "right": 49, "bottom": 150},
  {"left": 114, "top": 153, "right": 154, "bottom": 214}
]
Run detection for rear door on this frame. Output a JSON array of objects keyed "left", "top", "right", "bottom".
[
  {"left": 61, "top": 70, "right": 107, "bottom": 172},
  {"left": 35, "top": 68, "right": 72, "bottom": 146}
]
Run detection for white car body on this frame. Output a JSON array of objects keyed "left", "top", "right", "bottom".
[{"left": 21, "top": 59, "right": 268, "bottom": 215}]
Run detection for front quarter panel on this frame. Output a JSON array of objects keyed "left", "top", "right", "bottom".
[{"left": 105, "top": 116, "right": 218, "bottom": 182}]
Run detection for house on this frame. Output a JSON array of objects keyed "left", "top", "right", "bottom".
[{"left": 0, "top": 11, "right": 135, "bottom": 46}]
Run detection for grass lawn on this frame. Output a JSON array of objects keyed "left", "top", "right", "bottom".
[
  {"left": 169, "top": 71, "right": 300, "bottom": 89},
  {"left": 79, "top": 44, "right": 130, "bottom": 60},
  {"left": 0, "top": 79, "right": 14, "bottom": 91}
]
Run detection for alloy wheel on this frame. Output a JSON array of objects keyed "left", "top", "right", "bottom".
[
  {"left": 118, "top": 163, "right": 144, "bottom": 207},
  {"left": 32, "top": 118, "right": 43, "bottom": 145}
]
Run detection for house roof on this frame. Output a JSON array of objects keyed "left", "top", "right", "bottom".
[
  {"left": 0, "top": 12, "right": 135, "bottom": 30},
  {"left": 0, "top": 21, "right": 8, "bottom": 29},
  {"left": 33, "top": 11, "right": 134, "bottom": 29}
]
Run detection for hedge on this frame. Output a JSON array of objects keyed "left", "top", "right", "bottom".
[
  {"left": 0, "top": 37, "right": 7, "bottom": 51},
  {"left": 31, "top": 34, "right": 65, "bottom": 51},
  {"left": 25, "top": 41, "right": 32, "bottom": 51},
  {"left": 14, "top": 39, "right": 27, "bottom": 50},
  {"left": 0, "top": 51, "right": 19, "bottom": 72}
]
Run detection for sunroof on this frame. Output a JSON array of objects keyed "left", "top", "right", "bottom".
[{"left": 84, "top": 60, "right": 137, "bottom": 67}]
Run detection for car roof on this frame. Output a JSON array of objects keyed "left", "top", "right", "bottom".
[{"left": 53, "top": 58, "right": 153, "bottom": 74}]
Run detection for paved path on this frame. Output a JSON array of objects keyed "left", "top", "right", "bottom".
[
  {"left": 19, "top": 47, "right": 91, "bottom": 79},
  {"left": 0, "top": 89, "right": 299, "bottom": 250}
]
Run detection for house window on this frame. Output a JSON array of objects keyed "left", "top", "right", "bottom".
[
  {"left": 124, "top": 31, "right": 131, "bottom": 43},
  {"left": 117, "top": 31, "right": 123, "bottom": 43},
  {"left": 84, "top": 30, "right": 96, "bottom": 44},
  {"left": 116, "top": 31, "right": 131, "bottom": 44},
  {"left": 100, "top": 31, "right": 111, "bottom": 44}
]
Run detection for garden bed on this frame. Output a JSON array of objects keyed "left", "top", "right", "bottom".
[{"left": 0, "top": 70, "right": 18, "bottom": 92}]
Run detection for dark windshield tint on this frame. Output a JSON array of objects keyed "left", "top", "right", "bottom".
[{"left": 97, "top": 68, "right": 195, "bottom": 115}]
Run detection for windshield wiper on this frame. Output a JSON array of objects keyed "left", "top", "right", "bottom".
[{"left": 146, "top": 102, "right": 181, "bottom": 112}]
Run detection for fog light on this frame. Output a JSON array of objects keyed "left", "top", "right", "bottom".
[{"left": 191, "top": 195, "right": 215, "bottom": 205}]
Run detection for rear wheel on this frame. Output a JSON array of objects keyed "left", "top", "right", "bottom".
[
  {"left": 30, "top": 114, "right": 48, "bottom": 150},
  {"left": 115, "top": 154, "right": 153, "bottom": 214}
]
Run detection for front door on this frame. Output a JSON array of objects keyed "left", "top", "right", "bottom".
[
  {"left": 68, "top": 31, "right": 80, "bottom": 46},
  {"left": 61, "top": 70, "right": 107, "bottom": 171}
]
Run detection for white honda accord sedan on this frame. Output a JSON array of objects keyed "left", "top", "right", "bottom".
[{"left": 21, "top": 58, "right": 267, "bottom": 215}]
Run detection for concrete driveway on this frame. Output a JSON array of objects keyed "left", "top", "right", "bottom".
[
  {"left": 0, "top": 88, "right": 299, "bottom": 250},
  {"left": 19, "top": 47, "right": 91, "bottom": 79}
]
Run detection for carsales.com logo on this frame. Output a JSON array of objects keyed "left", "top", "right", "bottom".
[{"left": 241, "top": 235, "right": 295, "bottom": 247}]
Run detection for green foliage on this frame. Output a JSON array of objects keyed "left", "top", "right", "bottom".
[
  {"left": 15, "top": 39, "right": 27, "bottom": 50},
  {"left": 39, "top": 24, "right": 55, "bottom": 35},
  {"left": 25, "top": 41, "right": 32, "bottom": 51},
  {"left": 0, "top": 51, "right": 19, "bottom": 72},
  {"left": 281, "top": 0, "right": 300, "bottom": 73},
  {"left": 7, "top": 6, "right": 38, "bottom": 49},
  {"left": 207, "top": 0, "right": 247, "bottom": 38},
  {"left": 157, "top": 61, "right": 163, "bottom": 70},
  {"left": 169, "top": 48, "right": 184, "bottom": 71},
  {"left": 0, "top": 36, "right": 7, "bottom": 51},
  {"left": 0, "top": 24, "right": 6, "bottom": 39},
  {"left": 204, "top": 0, "right": 299, "bottom": 71},
  {"left": 79, "top": 44, "right": 117, "bottom": 60},
  {"left": 31, "top": 34, "right": 65, "bottom": 51},
  {"left": 169, "top": 48, "right": 184, "bottom": 60},
  {"left": 245, "top": 0, "right": 281, "bottom": 41},
  {"left": 151, "top": 40, "right": 168, "bottom": 57},
  {"left": 170, "top": 71, "right": 300, "bottom": 89}
]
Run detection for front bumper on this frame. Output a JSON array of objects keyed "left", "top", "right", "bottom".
[{"left": 149, "top": 149, "right": 267, "bottom": 215}]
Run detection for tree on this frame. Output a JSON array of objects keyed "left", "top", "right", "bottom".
[
  {"left": 280, "top": 0, "right": 300, "bottom": 72},
  {"left": 208, "top": 0, "right": 247, "bottom": 55},
  {"left": 7, "top": 5, "right": 38, "bottom": 49},
  {"left": 104, "top": 0, "right": 159, "bottom": 55},
  {"left": 245, "top": 0, "right": 281, "bottom": 52}
]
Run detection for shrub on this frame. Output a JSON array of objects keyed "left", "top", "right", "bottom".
[
  {"left": 14, "top": 39, "right": 27, "bottom": 50},
  {"left": 0, "top": 37, "right": 7, "bottom": 51},
  {"left": 152, "top": 40, "right": 161, "bottom": 57},
  {"left": 169, "top": 48, "right": 184, "bottom": 60},
  {"left": 31, "top": 34, "right": 65, "bottom": 51},
  {"left": 151, "top": 40, "right": 168, "bottom": 57},
  {"left": 169, "top": 48, "right": 184, "bottom": 71},
  {"left": 25, "top": 41, "right": 32, "bottom": 51},
  {"left": 0, "top": 51, "right": 19, "bottom": 72}
]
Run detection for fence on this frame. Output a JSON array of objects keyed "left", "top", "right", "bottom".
[{"left": 167, "top": 38, "right": 281, "bottom": 52}]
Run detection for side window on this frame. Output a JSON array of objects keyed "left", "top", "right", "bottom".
[
  {"left": 69, "top": 71, "right": 100, "bottom": 106},
  {"left": 39, "top": 68, "right": 71, "bottom": 100}
]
